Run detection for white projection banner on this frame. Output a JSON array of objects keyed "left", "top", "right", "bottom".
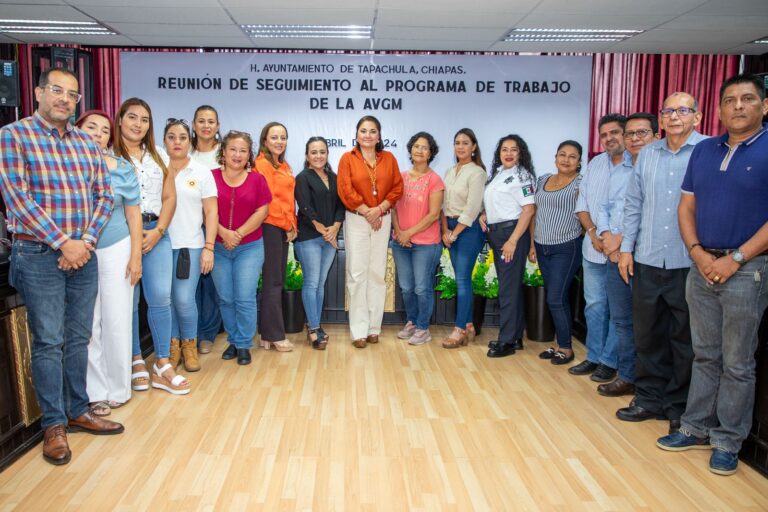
[{"left": 120, "top": 52, "right": 592, "bottom": 175}]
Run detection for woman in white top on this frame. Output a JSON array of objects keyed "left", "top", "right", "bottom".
[
  {"left": 190, "top": 105, "right": 223, "bottom": 354},
  {"left": 114, "top": 98, "right": 187, "bottom": 395},
  {"left": 191, "top": 105, "right": 222, "bottom": 169},
  {"left": 482, "top": 134, "right": 536, "bottom": 358},
  {"left": 164, "top": 119, "right": 218, "bottom": 373}
]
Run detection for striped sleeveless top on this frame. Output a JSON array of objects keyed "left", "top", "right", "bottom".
[{"left": 534, "top": 173, "right": 582, "bottom": 245}]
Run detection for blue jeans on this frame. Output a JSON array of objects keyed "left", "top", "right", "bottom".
[
  {"left": 681, "top": 257, "right": 768, "bottom": 454},
  {"left": 211, "top": 239, "right": 264, "bottom": 349},
  {"left": 447, "top": 217, "right": 485, "bottom": 328},
  {"left": 196, "top": 272, "right": 221, "bottom": 342},
  {"left": 535, "top": 237, "right": 583, "bottom": 349},
  {"left": 606, "top": 261, "right": 636, "bottom": 382},
  {"left": 171, "top": 248, "right": 202, "bottom": 339},
  {"left": 10, "top": 240, "right": 97, "bottom": 428},
  {"left": 582, "top": 259, "right": 618, "bottom": 368},
  {"left": 391, "top": 241, "right": 442, "bottom": 330},
  {"left": 294, "top": 236, "right": 336, "bottom": 329},
  {"left": 131, "top": 222, "right": 173, "bottom": 359}
]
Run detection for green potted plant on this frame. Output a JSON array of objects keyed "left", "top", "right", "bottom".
[
  {"left": 523, "top": 260, "right": 554, "bottom": 342},
  {"left": 282, "top": 243, "right": 306, "bottom": 333},
  {"left": 471, "top": 249, "right": 498, "bottom": 334}
]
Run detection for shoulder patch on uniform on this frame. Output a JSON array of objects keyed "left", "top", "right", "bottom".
[{"left": 522, "top": 184, "right": 534, "bottom": 197}]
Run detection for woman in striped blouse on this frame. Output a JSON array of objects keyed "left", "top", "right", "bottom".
[{"left": 528, "top": 140, "right": 584, "bottom": 366}]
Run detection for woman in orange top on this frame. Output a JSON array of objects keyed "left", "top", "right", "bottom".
[
  {"left": 254, "top": 121, "right": 297, "bottom": 352},
  {"left": 337, "top": 115, "right": 404, "bottom": 348}
]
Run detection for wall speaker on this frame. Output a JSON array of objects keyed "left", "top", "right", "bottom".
[{"left": 0, "top": 61, "right": 19, "bottom": 108}]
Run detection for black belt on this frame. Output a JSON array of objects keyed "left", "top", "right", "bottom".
[
  {"left": 705, "top": 248, "right": 768, "bottom": 258},
  {"left": 487, "top": 219, "right": 518, "bottom": 232},
  {"left": 142, "top": 213, "right": 159, "bottom": 223}
]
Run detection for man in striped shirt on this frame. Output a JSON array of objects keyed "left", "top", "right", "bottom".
[
  {"left": 616, "top": 92, "right": 706, "bottom": 434},
  {"left": 0, "top": 68, "right": 123, "bottom": 466}
]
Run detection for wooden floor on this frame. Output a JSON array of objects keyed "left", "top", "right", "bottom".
[{"left": 1, "top": 325, "right": 767, "bottom": 511}]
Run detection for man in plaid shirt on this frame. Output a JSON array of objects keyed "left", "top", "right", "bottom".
[{"left": 0, "top": 68, "right": 123, "bottom": 466}]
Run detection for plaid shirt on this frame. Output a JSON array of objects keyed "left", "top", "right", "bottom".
[{"left": 0, "top": 112, "right": 113, "bottom": 249}]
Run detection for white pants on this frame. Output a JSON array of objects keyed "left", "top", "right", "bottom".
[
  {"left": 344, "top": 211, "right": 391, "bottom": 340},
  {"left": 87, "top": 236, "right": 134, "bottom": 403}
]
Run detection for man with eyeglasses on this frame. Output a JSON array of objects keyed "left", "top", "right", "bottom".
[
  {"left": 0, "top": 68, "right": 123, "bottom": 466},
  {"left": 571, "top": 114, "right": 626, "bottom": 385},
  {"left": 590, "top": 114, "right": 656, "bottom": 398},
  {"left": 616, "top": 92, "right": 706, "bottom": 436},
  {"left": 657, "top": 74, "right": 768, "bottom": 476}
]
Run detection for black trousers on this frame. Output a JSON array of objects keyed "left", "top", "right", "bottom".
[
  {"left": 261, "top": 223, "right": 288, "bottom": 341},
  {"left": 632, "top": 262, "right": 693, "bottom": 420},
  {"left": 487, "top": 223, "right": 529, "bottom": 343}
]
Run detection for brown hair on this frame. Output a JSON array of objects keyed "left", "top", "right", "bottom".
[
  {"left": 113, "top": 97, "right": 168, "bottom": 176},
  {"left": 258, "top": 121, "right": 288, "bottom": 168},
  {"left": 356, "top": 115, "right": 384, "bottom": 152},
  {"left": 75, "top": 109, "right": 113, "bottom": 146},
  {"left": 218, "top": 130, "right": 256, "bottom": 169}
]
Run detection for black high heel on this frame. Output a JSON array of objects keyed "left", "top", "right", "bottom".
[{"left": 308, "top": 328, "right": 329, "bottom": 350}]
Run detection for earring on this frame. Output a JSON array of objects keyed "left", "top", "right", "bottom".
[{"left": 471, "top": 152, "right": 475, "bottom": 157}]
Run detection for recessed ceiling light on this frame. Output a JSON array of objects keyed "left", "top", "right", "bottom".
[
  {"left": 754, "top": 39, "right": 768, "bottom": 44},
  {"left": 0, "top": 19, "right": 115, "bottom": 35},
  {"left": 504, "top": 28, "right": 642, "bottom": 43},
  {"left": 241, "top": 24, "right": 371, "bottom": 39}
]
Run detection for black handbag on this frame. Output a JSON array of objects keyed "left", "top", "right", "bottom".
[{"left": 176, "top": 247, "right": 191, "bottom": 279}]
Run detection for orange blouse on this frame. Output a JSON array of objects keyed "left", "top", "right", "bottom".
[
  {"left": 254, "top": 152, "right": 297, "bottom": 231},
  {"left": 337, "top": 147, "right": 403, "bottom": 211}
]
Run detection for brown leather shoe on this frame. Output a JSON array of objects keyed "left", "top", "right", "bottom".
[
  {"left": 597, "top": 379, "right": 636, "bottom": 397},
  {"left": 43, "top": 424, "right": 71, "bottom": 465},
  {"left": 366, "top": 334, "right": 379, "bottom": 344},
  {"left": 68, "top": 411, "right": 125, "bottom": 435},
  {"left": 353, "top": 338, "right": 367, "bottom": 348},
  {"left": 169, "top": 337, "right": 181, "bottom": 368},
  {"left": 181, "top": 339, "right": 201, "bottom": 372}
]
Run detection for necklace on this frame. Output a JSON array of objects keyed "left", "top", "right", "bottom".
[{"left": 365, "top": 159, "right": 378, "bottom": 197}]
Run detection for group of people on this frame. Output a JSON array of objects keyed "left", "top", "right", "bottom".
[{"left": 0, "top": 67, "right": 765, "bottom": 478}]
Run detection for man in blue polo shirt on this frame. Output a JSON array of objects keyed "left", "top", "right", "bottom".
[{"left": 657, "top": 74, "right": 768, "bottom": 476}]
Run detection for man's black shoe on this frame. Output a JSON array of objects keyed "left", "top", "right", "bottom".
[
  {"left": 509, "top": 339, "right": 524, "bottom": 351},
  {"left": 569, "top": 360, "right": 599, "bottom": 375},
  {"left": 616, "top": 404, "right": 665, "bottom": 422},
  {"left": 237, "top": 348, "right": 251, "bottom": 365},
  {"left": 222, "top": 344, "right": 237, "bottom": 360},
  {"left": 487, "top": 343, "right": 516, "bottom": 358},
  {"left": 590, "top": 364, "right": 617, "bottom": 382}
]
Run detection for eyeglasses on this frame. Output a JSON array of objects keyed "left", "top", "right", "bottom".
[
  {"left": 624, "top": 129, "right": 654, "bottom": 139},
  {"left": 166, "top": 118, "right": 190, "bottom": 128},
  {"left": 44, "top": 84, "right": 82, "bottom": 103},
  {"left": 660, "top": 107, "right": 696, "bottom": 118}
]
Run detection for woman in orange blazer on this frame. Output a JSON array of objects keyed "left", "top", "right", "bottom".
[
  {"left": 254, "top": 121, "right": 297, "bottom": 352},
  {"left": 337, "top": 115, "right": 403, "bottom": 348}
]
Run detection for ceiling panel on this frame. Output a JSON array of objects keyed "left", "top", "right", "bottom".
[
  {"left": 628, "top": 28, "right": 763, "bottom": 44},
  {"left": 129, "top": 35, "right": 254, "bottom": 47},
  {"left": 9, "top": 33, "right": 137, "bottom": 45},
  {"left": 533, "top": 0, "right": 707, "bottom": 16},
  {"left": 379, "top": 0, "right": 537, "bottom": 10},
  {"left": 376, "top": 10, "right": 524, "bottom": 28},
  {"left": 515, "top": 13, "right": 672, "bottom": 30},
  {"left": 71, "top": 0, "right": 219, "bottom": 6},
  {"left": 689, "top": 0, "right": 768, "bottom": 15},
  {"left": 75, "top": 6, "right": 233, "bottom": 24},
  {"left": 250, "top": 38, "right": 373, "bottom": 51},
  {"left": 227, "top": 8, "right": 375, "bottom": 26},
  {"left": 372, "top": 39, "right": 495, "bottom": 51},
  {"left": 658, "top": 15, "right": 768, "bottom": 31},
  {"left": 725, "top": 43, "right": 768, "bottom": 55},
  {"left": 221, "top": 0, "right": 377, "bottom": 8},
  {"left": 489, "top": 40, "right": 617, "bottom": 53},
  {"left": 0, "top": 4, "right": 94, "bottom": 21}
]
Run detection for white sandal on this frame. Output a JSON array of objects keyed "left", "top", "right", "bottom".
[
  {"left": 131, "top": 359, "right": 150, "bottom": 391},
  {"left": 151, "top": 363, "right": 190, "bottom": 395}
]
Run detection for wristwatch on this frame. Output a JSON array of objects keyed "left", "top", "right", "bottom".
[{"left": 732, "top": 249, "right": 746, "bottom": 267}]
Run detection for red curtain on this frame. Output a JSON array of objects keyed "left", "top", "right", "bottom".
[
  {"left": 16, "top": 45, "right": 740, "bottom": 153},
  {"left": 589, "top": 53, "right": 739, "bottom": 155}
]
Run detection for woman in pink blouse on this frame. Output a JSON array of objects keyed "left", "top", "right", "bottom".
[{"left": 391, "top": 132, "right": 445, "bottom": 345}]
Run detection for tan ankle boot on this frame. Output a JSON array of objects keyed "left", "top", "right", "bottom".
[
  {"left": 169, "top": 338, "right": 181, "bottom": 368},
  {"left": 181, "top": 339, "right": 201, "bottom": 372}
]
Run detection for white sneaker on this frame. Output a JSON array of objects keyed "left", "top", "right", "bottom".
[
  {"left": 408, "top": 329, "right": 432, "bottom": 345},
  {"left": 397, "top": 321, "right": 416, "bottom": 339}
]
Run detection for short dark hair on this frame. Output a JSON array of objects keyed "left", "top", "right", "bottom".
[
  {"left": 598, "top": 113, "right": 627, "bottom": 131},
  {"left": 355, "top": 115, "right": 384, "bottom": 152},
  {"left": 556, "top": 140, "right": 583, "bottom": 172},
  {"left": 38, "top": 67, "right": 78, "bottom": 88},
  {"left": 626, "top": 112, "right": 659, "bottom": 134},
  {"left": 406, "top": 131, "right": 439, "bottom": 164},
  {"left": 719, "top": 73, "right": 766, "bottom": 103}
]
